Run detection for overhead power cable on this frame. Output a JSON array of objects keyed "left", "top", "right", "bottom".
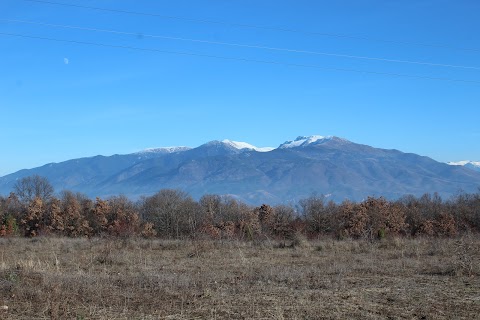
[
  {"left": 3, "top": 18, "right": 479, "bottom": 71},
  {"left": 1, "top": 32, "right": 479, "bottom": 85},
  {"left": 22, "top": 0, "right": 480, "bottom": 53}
]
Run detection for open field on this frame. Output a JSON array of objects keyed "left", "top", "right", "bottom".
[{"left": 1, "top": 236, "right": 479, "bottom": 319}]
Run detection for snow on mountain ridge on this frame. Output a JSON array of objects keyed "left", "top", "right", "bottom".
[
  {"left": 136, "top": 135, "right": 344, "bottom": 155},
  {"left": 137, "top": 146, "right": 192, "bottom": 154},
  {"left": 279, "top": 135, "right": 334, "bottom": 149},
  {"left": 221, "top": 139, "right": 274, "bottom": 152},
  {"left": 448, "top": 160, "right": 480, "bottom": 167}
]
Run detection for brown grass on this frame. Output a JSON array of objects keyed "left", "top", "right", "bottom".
[{"left": 0, "top": 236, "right": 479, "bottom": 319}]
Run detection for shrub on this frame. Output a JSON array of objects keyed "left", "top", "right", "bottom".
[
  {"left": 20, "top": 197, "right": 45, "bottom": 237},
  {"left": 0, "top": 214, "right": 19, "bottom": 237}
]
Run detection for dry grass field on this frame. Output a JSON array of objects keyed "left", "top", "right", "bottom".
[{"left": 0, "top": 236, "right": 479, "bottom": 319}]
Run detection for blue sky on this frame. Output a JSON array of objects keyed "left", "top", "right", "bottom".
[{"left": 1, "top": 0, "right": 479, "bottom": 176}]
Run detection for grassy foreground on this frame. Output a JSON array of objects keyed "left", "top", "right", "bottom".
[{"left": 0, "top": 236, "right": 479, "bottom": 319}]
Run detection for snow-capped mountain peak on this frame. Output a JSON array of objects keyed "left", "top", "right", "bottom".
[
  {"left": 221, "top": 139, "right": 274, "bottom": 152},
  {"left": 279, "top": 135, "right": 334, "bottom": 149},
  {"left": 137, "top": 146, "right": 192, "bottom": 154},
  {"left": 448, "top": 160, "right": 480, "bottom": 172},
  {"left": 448, "top": 160, "right": 480, "bottom": 166}
]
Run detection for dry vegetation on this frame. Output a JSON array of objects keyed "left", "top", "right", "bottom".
[
  {"left": 1, "top": 177, "right": 480, "bottom": 318},
  {"left": 1, "top": 236, "right": 479, "bottom": 319}
]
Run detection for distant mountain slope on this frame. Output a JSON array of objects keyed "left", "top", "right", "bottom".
[{"left": 1, "top": 136, "right": 480, "bottom": 204}]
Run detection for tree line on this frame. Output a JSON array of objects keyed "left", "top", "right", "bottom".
[{"left": 1, "top": 175, "right": 479, "bottom": 240}]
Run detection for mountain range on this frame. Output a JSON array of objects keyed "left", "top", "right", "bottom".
[{"left": 1, "top": 135, "right": 480, "bottom": 204}]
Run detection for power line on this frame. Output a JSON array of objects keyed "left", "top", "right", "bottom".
[
  {"left": 1, "top": 32, "right": 479, "bottom": 85},
  {"left": 3, "top": 18, "right": 479, "bottom": 71},
  {"left": 22, "top": 0, "right": 480, "bottom": 53}
]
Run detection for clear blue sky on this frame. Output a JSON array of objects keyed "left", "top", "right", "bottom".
[{"left": 1, "top": 0, "right": 480, "bottom": 176}]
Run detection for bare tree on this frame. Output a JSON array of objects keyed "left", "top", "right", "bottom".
[
  {"left": 199, "top": 194, "right": 222, "bottom": 225},
  {"left": 13, "top": 175, "right": 54, "bottom": 203},
  {"left": 300, "top": 194, "right": 338, "bottom": 235},
  {"left": 141, "top": 189, "right": 198, "bottom": 238},
  {"left": 271, "top": 205, "right": 296, "bottom": 239}
]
